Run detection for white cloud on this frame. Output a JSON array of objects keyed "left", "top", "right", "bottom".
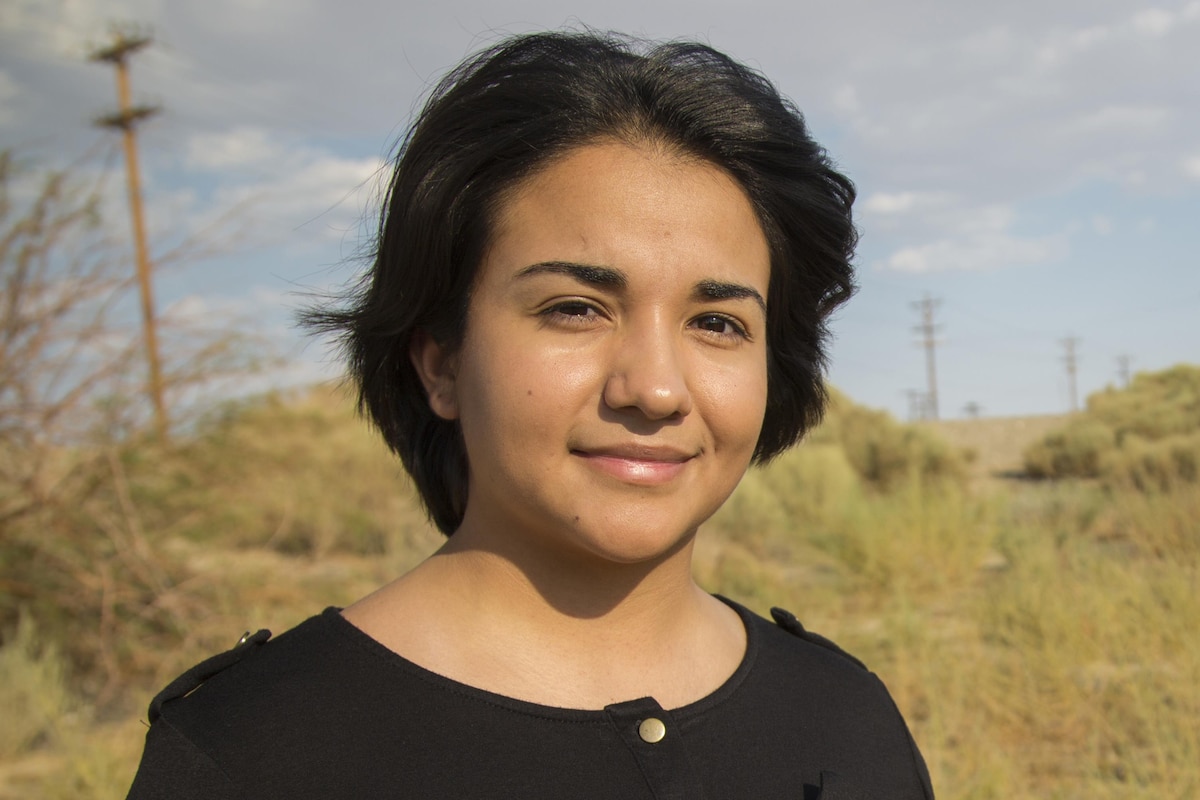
[
  {"left": 0, "top": 0, "right": 138, "bottom": 56},
  {"left": 861, "top": 190, "right": 959, "bottom": 216},
  {"left": 161, "top": 286, "right": 294, "bottom": 326},
  {"left": 863, "top": 191, "right": 919, "bottom": 214},
  {"left": 166, "top": 123, "right": 390, "bottom": 251},
  {"left": 1183, "top": 155, "right": 1200, "bottom": 179},
  {"left": 1132, "top": 8, "right": 1175, "bottom": 37},
  {"left": 1063, "top": 105, "right": 1171, "bottom": 137},
  {"left": 1034, "top": 21, "right": 1118, "bottom": 67},
  {"left": 883, "top": 231, "right": 1063, "bottom": 273},
  {"left": 832, "top": 84, "right": 860, "bottom": 114},
  {"left": 207, "top": 148, "right": 386, "bottom": 242},
  {"left": 870, "top": 196, "right": 1066, "bottom": 273},
  {"left": 161, "top": 294, "right": 212, "bottom": 325},
  {"left": 185, "top": 127, "right": 282, "bottom": 170}
]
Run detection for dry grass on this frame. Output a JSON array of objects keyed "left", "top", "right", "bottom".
[{"left": 1, "top": 386, "right": 1196, "bottom": 798}]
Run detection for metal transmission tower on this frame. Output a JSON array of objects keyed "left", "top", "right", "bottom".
[
  {"left": 91, "top": 30, "right": 168, "bottom": 440},
  {"left": 1116, "top": 354, "right": 1132, "bottom": 388},
  {"left": 911, "top": 295, "right": 942, "bottom": 420},
  {"left": 905, "top": 389, "right": 927, "bottom": 423},
  {"left": 1061, "top": 337, "right": 1081, "bottom": 413}
]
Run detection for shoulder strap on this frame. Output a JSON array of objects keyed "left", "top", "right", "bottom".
[
  {"left": 148, "top": 629, "right": 271, "bottom": 724},
  {"left": 769, "top": 607, "right": 867, "bottom": 671}
]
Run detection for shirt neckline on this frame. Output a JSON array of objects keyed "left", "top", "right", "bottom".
[{"left": 321, "top": 595, "right": 761, "bottom": 724}]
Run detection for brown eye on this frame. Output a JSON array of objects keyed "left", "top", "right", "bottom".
[
  {"left": 692, "top": 314, "right": 748, "bottom": 339},
  {"left": 540, "top": 300, "right": 606, "bottom": 329},
  {"left": 553, "top": 302, "right": 594, "bottom": 317}
]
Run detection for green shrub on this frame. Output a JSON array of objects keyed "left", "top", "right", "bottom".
[
  {"left": 822, "top": 390, "right": 968, "bottom": 490},
  {"left": 1101, "top": 432, "right": 1200, "bottom": 493},
  {"left": 1023, "top": 419, "right": 1116, "bottom": 479},
  {"left": 126, "top": 385, "right": 433, "bottom": 556},
  {"left": 1023, "top": 364, "right": 1200, "bottom": 487},
  {"left": 759, "top": 443, "right": 861, "bottom": 524},
  {"left": 1088, "top": 364, "right": 1200, "bottom": 442},
  {"left": 0, "top": 613, "right": 75, "bottom": 758}
]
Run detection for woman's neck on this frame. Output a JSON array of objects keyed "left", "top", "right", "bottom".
[{"left": 343, "top": 527, "right": 746, "bottom": 709}]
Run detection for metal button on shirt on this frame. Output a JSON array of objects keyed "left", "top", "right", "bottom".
[
  {"left": 605, "top": 697, "right": 702, "bottom": 796},
  {"left": 638, "top": 717, "right": 667, "bottom": 743}
]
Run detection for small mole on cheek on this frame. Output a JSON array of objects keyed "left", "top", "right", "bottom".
[{"left": 527, "top": 390, "right": 533, "bottom": 397}]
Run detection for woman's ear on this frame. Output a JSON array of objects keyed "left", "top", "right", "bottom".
[{"left": 409, "top": 330, "right": 460, "bottom": 420}]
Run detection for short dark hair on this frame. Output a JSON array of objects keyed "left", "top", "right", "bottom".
[{"left": 306, "top": 31, "right": 857, "bottom": 535}]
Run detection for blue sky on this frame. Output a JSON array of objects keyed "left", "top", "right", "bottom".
[{"left": 2, "top": 0, "right": 1198, "bottom": 419}]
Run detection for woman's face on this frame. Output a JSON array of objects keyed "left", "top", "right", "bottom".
[{"left": 414, "top": 140, "right": 771, "bottom": 565}]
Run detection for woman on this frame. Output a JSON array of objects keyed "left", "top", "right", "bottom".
[{"left": 128, "top": 31, "right": 934, "bottom": 799}]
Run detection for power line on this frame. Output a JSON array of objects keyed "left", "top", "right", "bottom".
[{"left": 91, "top": 28, "right": 168, "bottom": 440}]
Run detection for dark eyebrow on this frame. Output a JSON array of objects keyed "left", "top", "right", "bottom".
[
  {"left": 515, "top": 261, "right": 626, "bottom": 289},
  {"left": 515, "top": 262, "right": 765, "bottom": 313},
  {"left": 695, "top": 280, "right": 766, "bottom": 314}
]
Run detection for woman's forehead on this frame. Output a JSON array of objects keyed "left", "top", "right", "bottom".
[{"left": 483, "top": 141, "right": 770, "bottom": 295}]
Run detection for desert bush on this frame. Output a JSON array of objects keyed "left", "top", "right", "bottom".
[
  {"left": 0, "top": 151, "right": 260, "bottom": 700},
  {"left": 819, "top": 389, "right": 969, "bottom": 490},
  {"left": 709, "top": 412, "right": 987, "bottom": 601},
  {"left": 707, "top": 442, "right": 862, "bottom": 556},
  {"left": 1101, "top": 432, "right": 1200, "bottom": 493},
  {"left": 123, "top": 384, "right": 436, "bottom": 557},
  {"left": 0, "top": 152, "right": 190, "bottom": 696},
  {"left": 0, "top": 613, "right": 76, "bottom": 758},
  {"left": 1023, "top": 364, "right": 1200, "bottom": 487},
  {"left": 1023, "top": 418, "right": 1116, "bottom": 479},
  {"left": 1089, "top": 364, "right": 1200, "bottom": 442},
  {"left": 133, "top": 381, "right": 434, "bottom": 556}
]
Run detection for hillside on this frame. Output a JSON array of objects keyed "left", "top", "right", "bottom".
[{"left": 924, "top": 414, "right": 1068, "bottom": 481}]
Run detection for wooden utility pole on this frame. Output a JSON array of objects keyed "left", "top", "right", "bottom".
[
  {"left": 1062, "top": 337, "right": 1081, "bottom": 413},
  {"left": 912, "top": 295, "right": 942, "bottom": 420},
  {"left": 91, "top": 31, "right": 168, "bottom": 440}
]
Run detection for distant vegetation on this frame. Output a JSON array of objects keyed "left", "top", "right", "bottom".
[
  {"left": 1024, "top": 364, "right": 1200, "bottom": 491},
  {"left": 5, "top": 379, "right": 1196, "bottom": 798}
]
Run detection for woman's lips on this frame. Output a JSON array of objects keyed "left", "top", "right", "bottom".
[{"left": 572, "top": 447, "right": 694, "bottom": 486}]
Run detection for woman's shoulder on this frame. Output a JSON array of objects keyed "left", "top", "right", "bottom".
[
  {"left": 144, "top": 608, "right": 387, "bottom": 757},
  {"left": 728, "top": 598, "right": 901, "bottom": 714},
  {"left": 128, "top": 609, "right": 355, "bottom": 799},
  {"left": 758, "top": 605, "right": 869, "bottom": 668},
  {"left": 721, "top": 598, "right": 870, "bottom": 679},
  {"left": 149, "top": 609, "right": 343, "bottom": 717},
  {"left": 717, "top": 598, "right": 934, "bottom": 799}
]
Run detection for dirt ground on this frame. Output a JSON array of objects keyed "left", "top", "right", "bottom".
[{"left": 923, "top": 414, "right": 1067, "bottom": 483}]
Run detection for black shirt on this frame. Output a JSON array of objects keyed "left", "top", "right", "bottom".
[{"left": 127, "top": 599, "right": 933, "bottom": 799}]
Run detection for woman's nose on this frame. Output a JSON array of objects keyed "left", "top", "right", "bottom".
[{"left": 602, "top": 324, "right": 693, "bottom": 420}]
